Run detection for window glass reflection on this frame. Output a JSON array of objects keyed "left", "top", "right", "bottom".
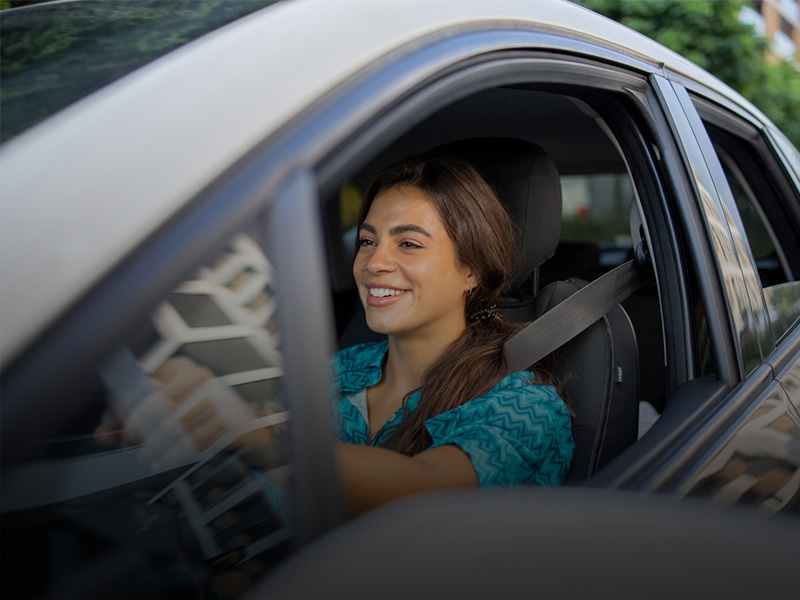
[{"left": 1, "top": 231, "right": 292, "bottom": 600}]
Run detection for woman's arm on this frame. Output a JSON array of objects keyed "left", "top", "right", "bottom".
[{"left": 336, "top": 443, "right": 478, "bottom": 515}]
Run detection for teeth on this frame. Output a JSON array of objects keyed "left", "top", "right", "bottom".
[{"left": 370, "top": 288, "right": 404, "bottom": 298}]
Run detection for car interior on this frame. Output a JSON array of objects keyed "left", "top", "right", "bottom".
[{"left": 322, "top": 85, "right": 668, "bottom": 479}]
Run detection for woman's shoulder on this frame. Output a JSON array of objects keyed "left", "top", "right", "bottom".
[
  {"left": 431, "top": 369, "right": 570, "bottom": 429},
  {"left": 489, "top": 372, "right": 566, "bottom": 411},
  {"left": 490, "top": 369, "right": 561, "bottom": 399},
  {"left": 424, "top": 368, "right": 574, "bottom": 486}
]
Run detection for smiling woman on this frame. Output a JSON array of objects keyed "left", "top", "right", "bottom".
[
  {"left": 355, "top": 186, "right": 475, "bottom": 341},
  {"left": 333, "top": 156, "right": 574, "bottom": 514}
]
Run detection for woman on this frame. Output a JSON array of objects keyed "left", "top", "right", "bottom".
[
  {"left": 334, "top": 156, "right": 574, "bottom": 514},
  {"left": 95, "top": 156, "right": 574, "bottom": 516}
]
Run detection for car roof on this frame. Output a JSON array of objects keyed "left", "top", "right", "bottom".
[{"left": 0, "top": 0, "right": 767, "bottom": 368}]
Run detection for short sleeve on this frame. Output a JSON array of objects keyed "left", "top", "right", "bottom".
[{"left": 424, "top": 373, "right": 574, "bottom": 487}]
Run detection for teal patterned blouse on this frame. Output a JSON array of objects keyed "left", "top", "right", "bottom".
[{"left": 332, "top": 341, "right": 574, "bottom": 486}]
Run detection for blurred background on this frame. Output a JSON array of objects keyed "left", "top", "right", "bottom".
[{"left": 579, "top": 0, "right": 800, "bottom": 148}]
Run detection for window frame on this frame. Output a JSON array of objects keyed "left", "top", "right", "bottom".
[
  {"left": 685, "top": 91, "right": 800, "bottom": 358},
  {"left": 314, "top": 46, "right": 761, "bottom": 494},
  {"left": 317, "top": 52, "right": 706, "bottom": 394},
  {"left": 652, "top": 77, "right": 774, "bottom": 380}
]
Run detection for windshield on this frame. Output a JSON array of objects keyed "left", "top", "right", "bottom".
[{"left": 0, "top": 0, "right": 280, "bottom": 143}]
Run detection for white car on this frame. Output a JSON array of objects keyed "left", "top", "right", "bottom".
[{"left": 2, "top": 1, "right": 799, "bottom": 598}]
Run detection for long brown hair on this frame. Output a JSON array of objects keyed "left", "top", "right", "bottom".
[{"left": 359, "top": 156, "right": 565, "bottom": 456}]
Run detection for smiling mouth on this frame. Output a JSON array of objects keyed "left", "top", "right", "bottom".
[{"left": 369, "top": 287, "right": 406, "bottom": 298}]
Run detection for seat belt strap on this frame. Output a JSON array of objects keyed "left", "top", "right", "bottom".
[{"left": 503, "top": 258, "right": 649, "bottom": 377}]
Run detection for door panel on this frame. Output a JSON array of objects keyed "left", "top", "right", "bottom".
[{"left": 678, "top": 379, "right": 800, "bottom": 514}]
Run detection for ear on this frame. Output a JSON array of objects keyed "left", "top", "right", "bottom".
[{"left": 464, "top": 271, "right": 478, "bottom": 292}]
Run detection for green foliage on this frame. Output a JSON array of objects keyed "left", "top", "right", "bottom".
[
  {"left": 1, "top": 1, "right": 54, "bottom": 9},
  {"left": 581, "top": 0, "right": 800, "bottom": 149},
  {"left": 754, "top": 60, "right": 800, "bottom": 146}
]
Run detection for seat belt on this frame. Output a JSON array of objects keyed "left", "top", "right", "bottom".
[{"left": 503, "top": 246, "right": 650, "bottom": 377}]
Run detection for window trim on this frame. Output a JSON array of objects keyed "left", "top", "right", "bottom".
[
  {"left": 656, "top": 78, "right": 769, "bottom": 379},
  {"left": 690, "top": 93, "right": 800, "bottom": 353}
]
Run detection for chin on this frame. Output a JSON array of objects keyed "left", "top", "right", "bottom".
[{"left": 365, "top": 319, "right": 397, "bottom": 336}]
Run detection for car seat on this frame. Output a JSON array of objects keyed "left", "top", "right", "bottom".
[
  {"left": 432, "top": 138, "right": 561, "bottom": 317},
  {"left": 432, "top": 138, "right": 640, "bottom": 482}
]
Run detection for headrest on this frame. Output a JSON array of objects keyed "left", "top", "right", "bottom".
[{"left": 431, "top": 138, "right": 562, "bottom": 292}]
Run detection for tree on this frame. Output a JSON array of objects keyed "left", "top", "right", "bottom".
[
  {"left": 581, "top": 0, "right": 800, "bottom": 148},
  {"left": 1, "top": 1, "right": 54, "bottom": 10}
]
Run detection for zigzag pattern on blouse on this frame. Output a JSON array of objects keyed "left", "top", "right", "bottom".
[
  {"left": 335, "top": 400, "right": 369, "bottom": 445},
  {"left": 427, "top": 393, "right": 573, "bottom": 486}
]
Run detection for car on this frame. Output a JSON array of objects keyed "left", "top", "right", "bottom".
[{"left": 1, "top": 0, "right": 799, "bottom": 598}]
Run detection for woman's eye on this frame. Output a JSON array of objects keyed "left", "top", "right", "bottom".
[
  {"left": 357, "top": 238, "right": 375, "bottom": 247},
  {"left": 401, "top": 241, "right": 421, "bottom": 249}
]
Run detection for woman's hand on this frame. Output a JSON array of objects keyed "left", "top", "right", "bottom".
[
  {"left": 95, "top": 355, "right": 217, "bottom": 447},
  {"left": 95, "top": 355, "right": 275, "bottom": 469}
]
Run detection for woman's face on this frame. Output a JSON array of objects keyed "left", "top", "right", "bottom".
[{"left": 353, "top": 185, "right": 477, "bottom": 342}]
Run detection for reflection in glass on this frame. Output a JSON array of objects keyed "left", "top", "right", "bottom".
[
  {"left": 692, "top": 165, "right": 764, "bottom": 374},
  {"left": 764, "top": 282, "right": 800, "bottom": 343},
  {"left": 684, "top": 388, "right": 800, "bottom": 514},
  {"left": 0, "top": 0, "right": 280, "bottom": 143},
  {"left": 1, "top": 232, "right": 292, "bottom": 599}
]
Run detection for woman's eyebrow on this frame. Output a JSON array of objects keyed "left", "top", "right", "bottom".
[
  {"left": 358, "top": 223, "right": 432, "bottom": 238},
  {"left": 389, "top": 224, "right": 431, "bottom": 238}
]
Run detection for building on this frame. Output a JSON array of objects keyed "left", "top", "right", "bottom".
[{"left": 741, "top": 0, "right": 800, "bottom": 63}]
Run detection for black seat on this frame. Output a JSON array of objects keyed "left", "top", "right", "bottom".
[
  {"left": 433, "top": 138, "right": 640, "bottom": 482},
  {"left": 534, "top": 279, "right": 639, "bottom": 481},
  {"left": 431, "top": 138, "right": 561, "bottom": 317}
]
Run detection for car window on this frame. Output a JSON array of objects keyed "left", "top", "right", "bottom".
[
  {"left": 0, "top": 226, "right": 293, "bottom": 599},
  {"left": 0, "top": 0, "right": 280, "bottom": 143},
  {"left": 692, "top": 101, "right": 800, "bottom": 347},
  {"left": 560, "top": 173, "right": 635, "bottom": 274},
  {"left": 326, "top": 80, "right": 706, "bottom": 433}
]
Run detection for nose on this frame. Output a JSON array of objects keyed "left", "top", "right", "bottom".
[{"left": 363, "top": 241, "right": 395, "bottom": 274}]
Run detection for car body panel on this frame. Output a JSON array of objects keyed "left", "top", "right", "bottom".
[
  {"left": 678, "top": 376, "right": 800, "bottom": 513},
  {"left": 779, "top": 351, "right": 800, "bottom": 435}
]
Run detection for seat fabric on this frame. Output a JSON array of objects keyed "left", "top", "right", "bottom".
[{"left": 534, "top": 279, "right": 640, "bottom": 481}]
